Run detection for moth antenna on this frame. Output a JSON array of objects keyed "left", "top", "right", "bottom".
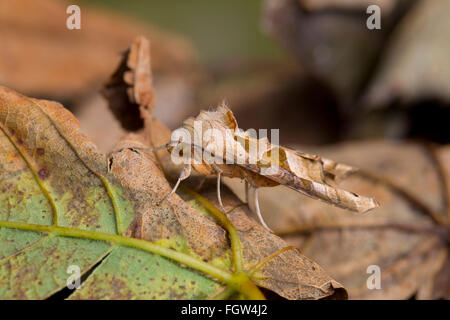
[
  {"left": 147, "top": 142, "right": 176, "bottom": 152},
  {"left": 158, "top": 164, "right": 191, "bottom": 206},
  {"left": 250, "top": 187, "right": 273, "bottom": 232},
  {"left": 247, "top": 246, "right": 298, "bottom": 276}
]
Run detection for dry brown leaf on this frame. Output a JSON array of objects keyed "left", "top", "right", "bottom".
[
  {"left": 101, "top": 36, "right": 155, "bottom": 131},
  {"left": 177, "top": 105, "right": 378, "bottom": 213},
  {"left": 110, "top": 132, "right": 228, "bottom": 260},
  {"left": 199, "top": 188, "right": 347, "bottom": 300},
  {"left": 226, "top": 140, "right": 449, "bottom": 299}
]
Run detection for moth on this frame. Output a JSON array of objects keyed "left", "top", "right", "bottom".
[{"left": 150, "top": 104, "right": 379, "bottom": 231}]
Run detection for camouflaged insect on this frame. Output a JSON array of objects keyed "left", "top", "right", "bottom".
[{"left": 154, "top": 104, "right": 379, "bottom": 231}]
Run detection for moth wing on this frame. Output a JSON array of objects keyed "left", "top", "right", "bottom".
[{"left": 236, "top": 148, "right": 379, "bottom": 213}]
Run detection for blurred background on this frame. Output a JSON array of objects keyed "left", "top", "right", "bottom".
[
  {"left": 85, "top": 0, "right": 285, "bottom": 63},
  {"left": 1, "top": 0, "right": 448, "bottom": 152}
]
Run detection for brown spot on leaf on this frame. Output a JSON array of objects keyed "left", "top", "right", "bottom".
[
  {"left": 38, "top": 167, "right": 49, "bottom": 180},
  {"left": 36, "top": 148, "right": 45, "bottom": 156}
]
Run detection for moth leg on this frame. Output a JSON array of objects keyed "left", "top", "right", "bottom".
[
  {"left": 158, "top": 164, "right": 191, "bottom": 206},
  {"left": 212, "top": 164, "right": 226, "bottom": 212},
  {"left": 249, "top": 187, "right": 273, "bottom": 232}
]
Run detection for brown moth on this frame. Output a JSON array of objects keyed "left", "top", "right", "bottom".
[{"left": 152, "top": 103, "right": 379, "bottom": 231}]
